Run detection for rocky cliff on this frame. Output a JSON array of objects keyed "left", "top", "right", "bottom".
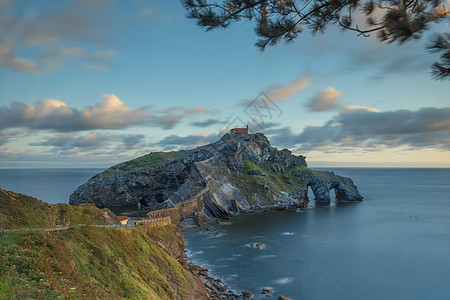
[{"left": 70, "top": 134, "right": 362, "bottom": 217}]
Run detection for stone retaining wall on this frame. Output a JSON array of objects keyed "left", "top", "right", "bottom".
[
  {"left": 148, "top": 187, "right": 208, "bottom": 225},
  {"left": 136, "top": 216, "right": 171, "bottom": 227}
]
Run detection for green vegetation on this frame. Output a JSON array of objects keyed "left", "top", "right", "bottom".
[
  {"left": 286, "top": 165, "right": 333, "bottom": 182},
  {"left": 57, "top": 204, "right": 116, "bottom": 226},
  {"left": 0, "top": 225, "right": 193, "bottom": 299},
  {"left": 144, "top": 224, "right": 185, "bottom": 251},
  {"left": 0, "top": 190, "right": 59, "bottom": 229},
  {"left": 0, "top": 189, "right": 201, "bottom": 299},
  {"left": 0, "top": 189, "right": 115, "bottom": 229},
  {"left": 103, "top": 151, "right": 187, "bottom": 175},
  {"left": 238, "top": 160, "right": 275, "bottom": 205},
  {"left": 0, "top": 231, "right": 20, "bottom": 250},
  {"left": 218, "top": 159, "right": 334, "bottom": 205},
  {"left": 217, "top": 160, "right": 277, "bottom": 205}
]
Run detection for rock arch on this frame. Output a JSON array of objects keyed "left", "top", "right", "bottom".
[{"left": 306, "top": 173, "right": 363, "bottom": 205}]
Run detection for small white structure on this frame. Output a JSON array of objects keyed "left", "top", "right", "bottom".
[{"left": 117, "top": 216, "right": 129, "bottom": 225}]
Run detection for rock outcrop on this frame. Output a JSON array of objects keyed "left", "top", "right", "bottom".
[
  {"left": 70, "top": 134, "right": 362, "bottom": 217},
  {"left": 70, "top": 150, "right": 211, "bottom": 209}
]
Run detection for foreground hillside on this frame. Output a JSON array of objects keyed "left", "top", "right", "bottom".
[
  {"left": 0, "top": 189, "right": 117, "bottom": 229},
  {"left": 71, "top": 134, "right": 362, "bottom": 218},
  {"left": 0, "top": 190, "right": 208, "bottom": 299}
]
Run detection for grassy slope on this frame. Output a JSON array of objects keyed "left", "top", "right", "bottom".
[
  {"left": 102, "top": 151, "right": 187, "bottom": 176},
  {"left": 0, "top": 226, "right": 193, "bottom": 299},
  {"left": 0, "top": 189, "right": 59, "bottom": 229},
  {"left": 0, "top": 189, "right": 116, "bottom": 229},
  {"left": 0, "top": 190, "right": 203, "bottom": 299}
]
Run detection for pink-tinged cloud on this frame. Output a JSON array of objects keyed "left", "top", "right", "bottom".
[
  {"left": 0, "top": 94, "right": 213, "bottom": 132},
  {"left": 309, "top": 87, "right": 342, "bottom": 111},
  {"left": 343, "top": 105, "right": 381, "bottom": 112},
  {"left": 267, "top": 74, "right": 311, "bottom": 101}
]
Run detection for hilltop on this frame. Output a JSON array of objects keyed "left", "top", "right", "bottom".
[
  {"left": 0, "top": 189, "right": 117, "bottom": 229},
  {"left": 70, "top": 134, "right": 362, "bottom": 219}
]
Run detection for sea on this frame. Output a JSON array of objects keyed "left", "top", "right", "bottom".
[
  {"left": 0, "top": 168, "right": 449, "bottom": 299},
  {"left": 0, "top": 169, "right": 103, "bottom": 204}
]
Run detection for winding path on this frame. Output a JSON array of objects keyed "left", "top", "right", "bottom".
[
  {"left": 2, "top": 216, "right": 172, "bottom": 234},
  {"left": 1, "top": 158, "right": 220, "bottom": 236}
]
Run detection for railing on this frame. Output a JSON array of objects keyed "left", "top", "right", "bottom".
[
  {"left": 0, "top": 216, "right": 173, "bottom": 235},
  {"left": 42, "top": 226, "right": 70, "bottom": 233},
  {"left": 135, "top": 216, "right": 171, "bottom": 227}
]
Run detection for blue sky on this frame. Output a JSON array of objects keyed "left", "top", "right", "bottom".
[{"left": 0, "top": 0, "right": 449, "bottom": 168}]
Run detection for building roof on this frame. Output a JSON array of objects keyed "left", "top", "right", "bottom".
[
  {"left": 117, "top": 216, "right": 129, "bottom": 221},
  {"left": 230, "top": 125, "right": 249, "bottom": 134}
]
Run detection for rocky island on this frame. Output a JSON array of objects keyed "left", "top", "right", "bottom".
[{"left": 70, "top": 133, "right": 362, "bottom": 219}]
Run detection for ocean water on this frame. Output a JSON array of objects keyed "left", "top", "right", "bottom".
[
  {"left": 1, "top": 168, "right": 449, "bottom": 299},
  {"left": 0, "top": 169, "right": 103, "bottom": 204},
  {"left": 184, "top": 168, "right": 450, "bottom": 300}
]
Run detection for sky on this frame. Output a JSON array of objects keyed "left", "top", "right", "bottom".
[{"left": 0, "top": 0, "right": 449, "bottom": 169}]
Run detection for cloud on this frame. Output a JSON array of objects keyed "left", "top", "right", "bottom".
[
  {"left": 267, "top": 74, "right": 311, "bottom": 102},
  {"left": 263, "top": 124, "right": 299, "bottom": 148},
  {"left": 47, "top": 47, "right": 117, "bottom": 70},
  {"left": 0, "top": 94, "right": 213, "bottom": 131},
  {"left": 33, "top": 131, "right": 146, "bottom": 152},
  {"left": 0, "top": 1, "right": 119, "bottom": 73},
  {"left": 121, "top": 134, "right": 146, "bottom": 149},
  {"left": 0, "top": 1, "right": 169, "bottom": 74},
  {"left": 157, "top": 133, "right": 220, "bottom": 150},
  {"left": 394, "top": 132, "right": 450, "bottom": 150},
  {"left": 0, "top": 44, "right": 117, "bottom": 74},
  {"left": 0, "top": 131, "right": 149, "bottom": 167},
  {"left": 0, "top": 130, "right": 24, "bottom": 146},
  {"left": 76, "top": 95, "right": 150, "bottom": 130},
  {"left": 35, "top": 132, "right": 108, "bottom": 149},
  {"left": 309, "top": 87, "right": 342, "bottom": 111},
  {"left": 266, "top": 106, "right": 450, "bottom": 152},
  {"left": 341, "top": 28, "right": 437, "bottom": 80},
  {"left": 0, "top": 45, "right": 53, "bottom": 74},
  {"left": 0, "top": 95, "right": 148, "bottom": 131},
  {"left": 337, "top": 106, "right": 450, "bottom": 135},
  {"left": 72, "top": 132, "right": 113, "bottom": 148},
  {"left": 343, "top": 105, "right": 381, "bottom": 112},
  {"left": 190, "top": 118, "right": 224, "bottom": 127},
  {"left": 150, "top": 106, "right": 216, "bottom": 129},
  {"left": 0, "top": 148, "right": 21, "bottom": 159}
]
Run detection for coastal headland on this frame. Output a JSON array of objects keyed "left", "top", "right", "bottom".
[
  {"left": 70, "top": 133, "right": 362, "bottom": 218},
  {"left": 1, "top": 134, "right": 363, "bottom": 299}
]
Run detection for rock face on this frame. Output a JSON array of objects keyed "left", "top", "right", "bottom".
[
  {"left": 70, "top": 150, "right": 211, "bottom": 209},
  {"left": 70, "top": 134, "right": 362, "bottom": 216}
]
